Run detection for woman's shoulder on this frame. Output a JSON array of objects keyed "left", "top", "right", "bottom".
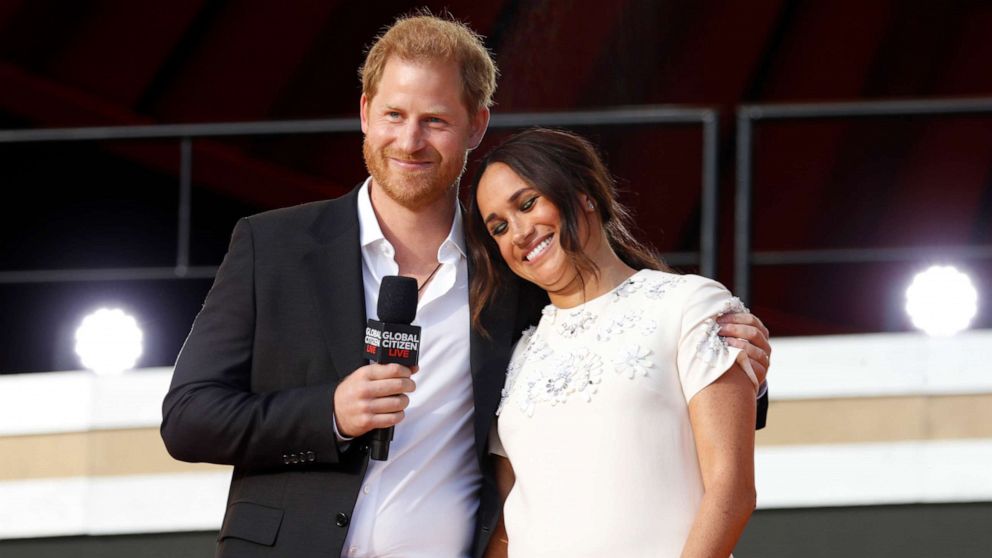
[
  {"left": 630, "top": 270, "right": 744, "bottom": 316},
  {"left": 636, "top": 269, "right": 731, "bottom": 294}
]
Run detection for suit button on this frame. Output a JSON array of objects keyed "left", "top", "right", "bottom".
[
  {"left": 335, "top": 512, "right": 350, "bottom": 527},
  {"left": 306, "top": 451, "right": 316, "bottom": 462},
  {"left": 290, "top": 453, "right": 299, "bottom": 464},
  {"left": 282, "top": 454, "right": 290, "bottom": 465}
]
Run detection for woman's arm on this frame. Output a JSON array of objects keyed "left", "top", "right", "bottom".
[
  {"left": 483, "top": 455, "right": 516, "bottom": 558},
  {"left": 681, "top": 363, "right": 757, "bottom": 558}
]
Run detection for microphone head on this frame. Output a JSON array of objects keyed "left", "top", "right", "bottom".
[{"left": 377, "top": 275, "right": 418, "bottom": 324}]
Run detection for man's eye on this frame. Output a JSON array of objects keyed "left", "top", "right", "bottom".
[{"left": 491, "top": 223, "right": 507, "bottom": 236}]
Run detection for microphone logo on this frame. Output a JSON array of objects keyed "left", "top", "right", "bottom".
[{"left": 364, "top": 321, "right": 420, "bottom": 365}]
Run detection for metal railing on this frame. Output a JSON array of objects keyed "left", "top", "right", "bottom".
[
  {"left": 735, "top": 96, "right": 992, "bottom": 303},
  {"left": 8, "top": 96, "right": 988, "bottom": 300},
  {"left": 0, "top": 106, "right": 721, "bottom": 283}
]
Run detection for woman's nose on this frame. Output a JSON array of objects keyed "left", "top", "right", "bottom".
[{"left": 511, "top": 220, "right": 534, "bottom": 247}]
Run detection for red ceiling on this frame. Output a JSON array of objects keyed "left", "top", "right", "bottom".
[{"left": 1, "top": 1, "right": 990, "bottom": 338}]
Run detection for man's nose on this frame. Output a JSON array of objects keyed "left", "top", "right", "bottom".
[{"left": 395, "top": 121, "right": 425, "bottom": 154}]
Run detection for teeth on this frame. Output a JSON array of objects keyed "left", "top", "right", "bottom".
[{"left": 526, "top": 237, "right": 552, "bottom": 261}]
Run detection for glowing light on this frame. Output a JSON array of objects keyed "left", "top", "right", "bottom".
[
  {"left": 74, "top": 308, "right": 143, "bottom": 375},
  {"left": 905, "top": 265, "right": 979, "bottom": 337}
]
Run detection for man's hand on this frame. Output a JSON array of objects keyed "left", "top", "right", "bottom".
[
  {"left": 717, "top": 313, "right": 771, "bottom": 385},
  {"left": 333, "top": 363, "right": 417, "bottom": 438}
]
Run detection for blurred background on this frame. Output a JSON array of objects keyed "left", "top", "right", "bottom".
[{"left": 0, "top": 1, "right": 989, "bottom": 556}]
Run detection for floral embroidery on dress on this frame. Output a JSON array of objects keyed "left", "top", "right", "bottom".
[
  {"left": 526, "top": 335, "right": 553, "bottom": 361},
  {"left": 644, "top": 275, "right": 686, "bottom": 300},
  {"left": 497, "top": 326, "right": 538, "bottom": 415},
  {"left": 501, "top": 271, "right": 697, "bottom": 417},
  {"left": 612, "top": 274, "right": 646, "bottom": 301},
  {"left": 519, "top": 324, "right": 537, "bottom": 340},
  {"left": 596, "top": 311, "right": 642, "bottom": 342},
  {"left": 517, "top": 349, "right": 603, "bottom": 415},
  {"left": 556, "top": 308, "right": 596, "bottom": 338},
  {"left": 696, "top": 296, "right": 748, "bottom": 365},
  {"left": 613, "top": 344, "right": 654, "bottom": 379}
]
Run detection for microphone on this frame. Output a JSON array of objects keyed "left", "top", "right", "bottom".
[{"left": 364, "top": 275, "right": 421, "bottom": 461}]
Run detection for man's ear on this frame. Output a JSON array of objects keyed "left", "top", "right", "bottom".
[
  {"left": 467, "top": 106, "right": 491, "bottom": 150},
  {"left": 360, "top": 94, "right": 370, "bottom": 134}
]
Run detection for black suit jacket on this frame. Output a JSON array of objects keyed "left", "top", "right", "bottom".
[
  {"left": 161, "top": 186, "right": 768, "bottom": 557},
  {"left": 161, "top": 186, "right": 545, "bottom": 557}
]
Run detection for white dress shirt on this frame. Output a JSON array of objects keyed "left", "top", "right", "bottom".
[{"left": 341, "top": 178, "right": 479, "bottom": 558}]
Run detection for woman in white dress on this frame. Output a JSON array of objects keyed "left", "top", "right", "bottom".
[{"left": 467, "top": 128, "right": 759, "bottom": 558}]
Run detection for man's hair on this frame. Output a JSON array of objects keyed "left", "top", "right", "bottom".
[{"left": 360, "top": 11, "right": 497, "bottom": 114}]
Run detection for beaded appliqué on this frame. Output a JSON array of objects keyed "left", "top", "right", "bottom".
[
  {"left": 644, "top": 275, "right": 687, "bottom": 299},
  {"left": 612, "top": 274, "right": 646, "bottom": 301},
  {"left": 497, "top": 326, "right": 539, "bottom": 415},
  {"left": 516, "top": 349, "right": 603, "bottom": 416},
  {"left": 696, "top": 296, "right": 748, "bottom": 364},
  {"left": 500, "top": 271, "right": 688, "bottom": 416},
  {"left": 596, "top": 310, "right": 643, "bottom": 342},
  {"left": 552, "top": 307, "right": 596, "bottom": 338},
  {"left": 613, "top": 344, "right": 654, "bottom": 379}
]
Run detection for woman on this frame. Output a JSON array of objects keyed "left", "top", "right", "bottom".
[{"left": 467, "top": 128, "right": 758, "bottom": 558}]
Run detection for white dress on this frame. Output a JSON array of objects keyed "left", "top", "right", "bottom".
[{"left": 491, "top": 270, "right": 758, "bottom": 558}]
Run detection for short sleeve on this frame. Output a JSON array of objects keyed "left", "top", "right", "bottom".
[{"left": 675, "top": 277, "right": 759, "bottom": 402}]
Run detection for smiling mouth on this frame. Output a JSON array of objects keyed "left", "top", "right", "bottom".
[
  {"left": 389, "top": 158, "right": 433, "bottom": 169},
  {"left": 525, "top": 235, "right": 553, "bottom": 262}
]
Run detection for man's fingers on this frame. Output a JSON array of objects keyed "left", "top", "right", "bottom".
[
  {"left": 368, "top": 411, "right": 405, "bottom": 429},
  {"left": 750, "top": 361, "right": 768, "bottom": 385},
  {"left": 368, "top": 394, "right": 411, "bottom": 414},
  {"left": 718, "top": 312, "right": 770, "bottom": 339},
  {"left": 364, "top": 377, "right": 416, "bottom": 399},
  {"left": 365, "top": 363, "right": 414, "bottom": 380},
  {"left": 334, "top": 364, "right": 416, "bottom": 437},
  {"left": 725, "top": 337, "right": 769, "bottom": 384},
  {"left": 719, "top": 323, "right": 772, "bottom": 354}
]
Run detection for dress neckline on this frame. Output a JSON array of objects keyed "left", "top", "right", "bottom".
[{"left": 546, "top": 269, "right": 647, "bottom": 314}]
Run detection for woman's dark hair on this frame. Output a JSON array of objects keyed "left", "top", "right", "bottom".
[{"left": 467, "top": 127, "right": 669, "bottom": 334}]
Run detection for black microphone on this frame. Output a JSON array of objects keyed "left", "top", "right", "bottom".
[{"left": 364, "top": 275, "right": 421, "bottom": 461}]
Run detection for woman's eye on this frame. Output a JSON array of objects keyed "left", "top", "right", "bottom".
[
  {"left": 521, "top": 196, "right": 538, "bottom": 211},
  {"left": 491, "top": 222, "right": 507, "bottom": 236}
]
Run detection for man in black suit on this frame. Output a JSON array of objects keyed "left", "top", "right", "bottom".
[{"left": 161, "top": 13, "right": 771, "bottom": 558}]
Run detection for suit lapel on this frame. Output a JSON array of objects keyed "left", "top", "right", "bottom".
[
  {"left": 302, "top": 190, "right": 526, "bottom": 460},
  {"left": 469, "top": 267, "right": 520, "bottom": 464},
  {"left": 303, "top": 187, "right": 369, "bottom": 383}
]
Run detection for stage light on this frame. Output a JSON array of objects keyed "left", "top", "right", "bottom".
[
  {"left": 905, "top": 265, "right": 978, "bottom": 337},
  {"left": 74, "top": 308, "right": 143, "bottom": 375}
]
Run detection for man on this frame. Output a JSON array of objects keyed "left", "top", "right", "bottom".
[{"left": 161, "top": 13, "right": 772, "bottom": 558}]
